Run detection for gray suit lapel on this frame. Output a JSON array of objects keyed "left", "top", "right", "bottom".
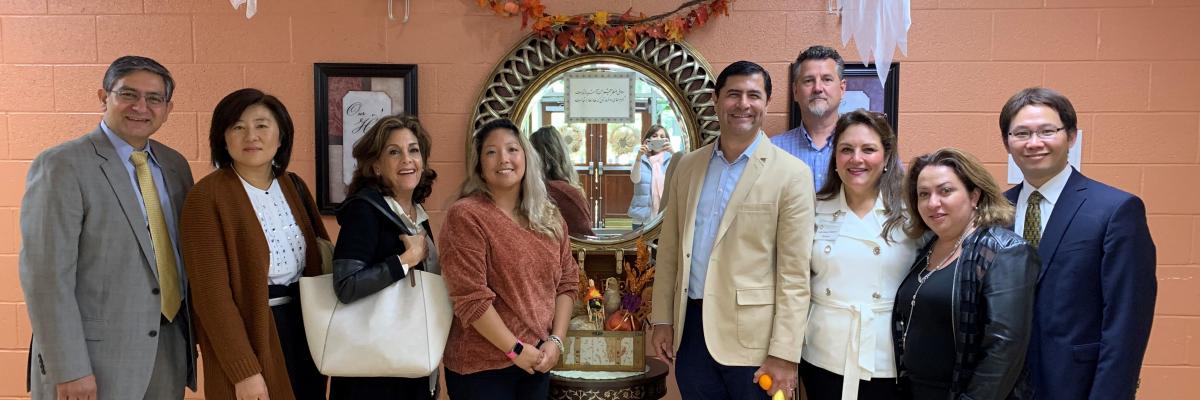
[
  {"left": 89, "top": 130, "right": 157, "bottom": 275},
  {"left": 152, "top": 141, "right": 187, "bottom": 218}
]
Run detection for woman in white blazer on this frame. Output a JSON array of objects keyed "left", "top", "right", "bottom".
[{"left": 802, "top": 110, "right": 917, "bottom": 400}]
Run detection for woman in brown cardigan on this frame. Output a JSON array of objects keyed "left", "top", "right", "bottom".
[{"left": 180, "top": 88, "right": 328, "bottom": 400}]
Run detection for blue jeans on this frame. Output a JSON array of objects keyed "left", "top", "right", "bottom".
[{"left": 675, "top": 300, "right": 769, "bottom": 400}]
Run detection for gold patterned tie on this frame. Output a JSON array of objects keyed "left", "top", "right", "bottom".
[
  {"left": 130, "top": 151, "right": 181, "bottom": 321},
  {"left": 1023, "top": 191, "right": 1044, "bottom": 249}
]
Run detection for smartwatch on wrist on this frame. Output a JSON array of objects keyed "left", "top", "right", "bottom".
[{"left": 505, "top": 341, "right": 525, "bottom": 360}]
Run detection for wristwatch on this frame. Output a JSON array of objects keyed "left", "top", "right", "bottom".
[{"left": 505, "top": 341, "right": 525, "bottom": 360}]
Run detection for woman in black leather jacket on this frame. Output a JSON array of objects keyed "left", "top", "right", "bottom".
[
  {"left": 330, "top": 114, "right": 439, "bottom": 399},
  {"left": 893, "top": 148, "right": 1038, "bottom": 400}
]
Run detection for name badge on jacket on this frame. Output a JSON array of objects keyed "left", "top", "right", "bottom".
[{"left": 815, "top": 210, "right": 844, "bottom": 243}]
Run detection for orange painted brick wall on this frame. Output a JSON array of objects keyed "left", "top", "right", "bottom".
[{"left": 0, "top": 0, "right": 1197, "bottom": 399}]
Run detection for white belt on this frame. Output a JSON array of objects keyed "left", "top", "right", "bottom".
[
  {"left": 811, "top": 296, "right": 893, "bottom": 400},
  {"left": 268, "top": 296, "right": 292, "bottom": 307}
]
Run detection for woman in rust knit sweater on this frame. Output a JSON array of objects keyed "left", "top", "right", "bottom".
[
  {"left": 440, "top": 119, "right": 580, "bottom": 399},
  {"left": 180, "top": 89, "right": 328, "bottom": 400},
  {"left": 529, "top": 126, "right": 594, "bottom": 236}
]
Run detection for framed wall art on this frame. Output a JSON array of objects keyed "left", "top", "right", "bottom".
[{"left": 314, "top": 63, "right": 418, "bottom": 213}]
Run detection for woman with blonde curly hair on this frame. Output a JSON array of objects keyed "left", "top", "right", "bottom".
[{"left": 439, "top": 118, "right": 580, "bottom": 400}]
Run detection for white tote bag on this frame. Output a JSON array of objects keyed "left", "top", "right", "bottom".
[{"left": 299, "top": 270, "right": 452, "bottom": 377}]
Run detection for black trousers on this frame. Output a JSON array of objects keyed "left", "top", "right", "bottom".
[
  {"left": 800, "top": 360, "right": 905, "bottom": 400},
  {"left": 270, "top": 284, "right": 327, "bottom": 400},
  {"left": 675, "top": 299, "right": 769, "bottom": 400},
  {"left": 329, "top": 375, "right": 432, "bottom": 400},
  {"left": 444, "top": 365, "right": 550, "bottom": 400}
]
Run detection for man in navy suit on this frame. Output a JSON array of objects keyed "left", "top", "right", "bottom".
[{"left": 999, "top": 87, "right": 1156, "bottom": 400}]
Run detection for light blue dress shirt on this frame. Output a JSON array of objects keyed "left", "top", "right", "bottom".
[
  {"left": 687, "top": 133, "right": 764, "bottom": 299},
  {"left": 771, "top": 124, "right": 832, "bottom": 191},
  {"left": 101, "top": 122, "right": 186, "bottom": 288}
]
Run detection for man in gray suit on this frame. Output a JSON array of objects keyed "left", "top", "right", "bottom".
[{"left": 19, "top": 56, "right": 196, "bottom": 399}]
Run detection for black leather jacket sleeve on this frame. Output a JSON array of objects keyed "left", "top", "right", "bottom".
[
  {"left": 330, "top": 198, "right": 407, "bottom": 304},
  {"left": 963, "top": 232, "right": 1040, "bottom": 400}
]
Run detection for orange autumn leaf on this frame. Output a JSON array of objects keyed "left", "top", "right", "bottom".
[
  {"left": 694, "top": 7, "right": 709, "bottom": 25},
  {"left": 527, "top": 0, "right": 546, "bottom": 16},
  {"left": 555, "top": 31, "right": 572, "bottom": 49},
  {"left": 711, "top": 0, "right": 730, "bottom": 16},
  {"left": 622, "top": 27, "right": 636, "bottom": 49},
  {"left": 646, "top": 23, "right": 665, "bottom": 39},
  {"left": 665, "top": 18, "right": 685, "bottom": 41},
  {"left": 571, "top": 28, "right": 588, "bottom": 48},
  {"left": 531, "top": 16, "right": 554, "bottom": 31},
  {"left": 618, "top": 7, "right": 635, "bottom": 22},
  {"left": 596, "top": 31, "right": 610, "bottom": 51}
]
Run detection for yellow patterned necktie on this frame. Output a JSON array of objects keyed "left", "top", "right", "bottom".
[
  {"left": 130, "top": 151, "right": 181, "bottom": 321},
  {"left": 1023, "top": 191, "right": 1044, "bottom": 249}
]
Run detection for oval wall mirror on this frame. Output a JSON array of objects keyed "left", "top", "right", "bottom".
[{"left": 470, "top": 34, "right": 718, "bottom": 250}]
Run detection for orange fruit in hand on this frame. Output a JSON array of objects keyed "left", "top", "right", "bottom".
[{"left": 758, "top": 374, "right": 773, "bottom": 391}]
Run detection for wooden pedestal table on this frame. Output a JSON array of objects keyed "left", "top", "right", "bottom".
[{"left": 549, "top": 358, "right": 670, "bottom": 400}]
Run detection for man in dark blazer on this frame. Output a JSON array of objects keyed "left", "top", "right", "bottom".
[
  {"left": 999, "top": 87, "right": 1156, "bottom": 400},
  {"left": 19, "top": 56, "right": 196, "bottom": 399}
]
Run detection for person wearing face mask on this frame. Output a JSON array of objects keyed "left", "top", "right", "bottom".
[
  {"left": 892, "top": 148, "right": 1039, "bottom": 399},
  {"left": 801, "top": 110, "right": 916, "bottom": 400},
  {"left": 180, "top": 88, "right": 329, "bottom": 400},
  {"left": 328, "top": 113, "right": 440, "bottom": 399},
  {"left": 439, "top": 118, "right": 579, "bottom": 400},
  {"left": 628, "top": 124, "right": 675, "bottom": 228}
]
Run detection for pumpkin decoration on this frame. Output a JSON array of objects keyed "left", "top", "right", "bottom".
[{"left": 604, "top": 309, "right": 640, "bottom": 331}]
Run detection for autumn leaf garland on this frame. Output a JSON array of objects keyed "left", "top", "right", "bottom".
[{"left": 479, "top": 0, "right": 734, "bottom": 50}]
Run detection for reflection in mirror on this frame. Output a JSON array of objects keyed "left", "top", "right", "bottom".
[{"left": 519, "top": 63, "right": 692, "bottom": 240}]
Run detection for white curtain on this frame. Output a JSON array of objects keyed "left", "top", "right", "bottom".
[
  {"left": 230, "top": 0, "right": 257, "bottom": 19},
  {"left": 838, "top": 0, "right": 911, "bottom": 85}
]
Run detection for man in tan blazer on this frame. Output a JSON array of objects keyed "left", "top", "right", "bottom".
[{"left": 650, "top": 61, "right": 815, "bottom": 400}]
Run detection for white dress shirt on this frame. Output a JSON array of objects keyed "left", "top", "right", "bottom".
[
  {"left": 383, "top": 196, "right": 435, "bottom": 275},
  {"left": 239, "top": 176, "right": 307, "bottom": 286},
  {"left": 1014, "top": 165, "right": 1073, "bottom": 236},
  {"left": 806, "top": 190, "right": 919, "bottom": 399}
]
